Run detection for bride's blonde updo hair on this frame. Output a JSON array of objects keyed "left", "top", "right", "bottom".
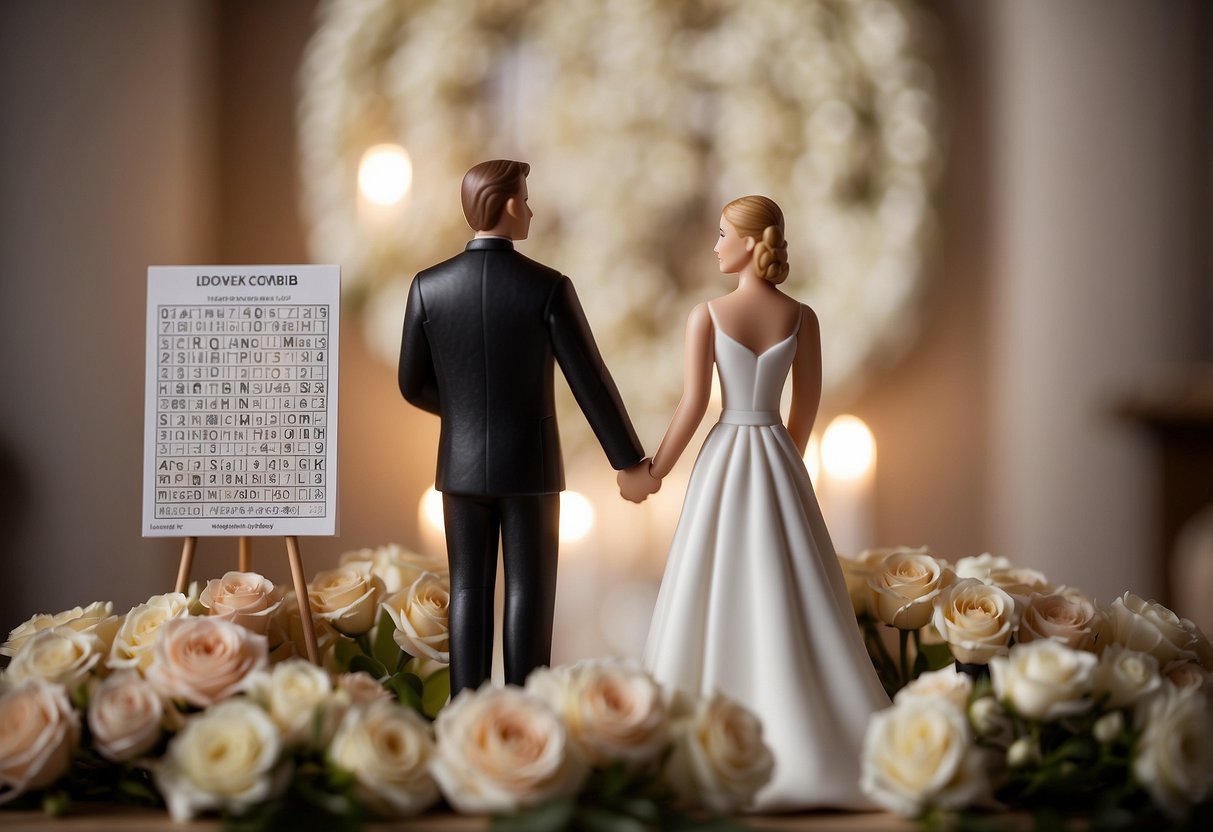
[{"left": 722, "top": 195, "right": 790, "bottom": 285}]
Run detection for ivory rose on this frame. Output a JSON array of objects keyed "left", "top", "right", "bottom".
[
  {"left": 1091, "top": 645, "right": 1161, "bottom": 710},
  {"left": 307, "top": 562, "right": 386, "bottom": 636},
  {"left": 245, "top": 659, "right": 336, "bottom": 745},
  {"left": 430, "top": 686, "right": 587, "bottom": 813},
  {"left": 986, "top": 567, "right": 1052, "bottom": 609},
  {"left": 5, "top": 627, "right": 104, "bottom": 689},
  {"left": 860, "top": 697, "right": 989, "bottom": 817},
  {"left": 146, "top": 617, "right": 267, "bottom": 708},
  {"left": 1016, "top": 591, "right": 1101, "bottom": 652},
  {"left": 2, "top": 601, "right": 115, "bottom": 658},
  {"left": 664, "top": 692, "right": 774, "bottom": 814},
  {"left": 199, "top": 572, "right": 283, "bottom": 635},
  {"left": 1133, "top": 686, "right": 1213, "bottom": 820},
  {"left": 328, "top": 699, "right": 439, "bottom": 817},
  {"left": 337, "top": 671, "right": 392, "bottom": 706},
  {"left": 1103, "top": 593, "right": 1204, "bottom": 668},
  {"left": 341, "top": 544, "right": 448, "bottom": 594},
  {"left": 1164, "top": 660, "right": 1212, "bottom": 694},
  {"left": 382, "top": 572, "right": 450, "bottom": 663},
  {"left": 153, "top": 699, "right": 287, "bottom": 821},
  {"left": 953, "top": 553, "right": 1013, "bottom": 582},
  {"left": 87, "top": 669, "right": 165, "bottom": 762},
  {"left": 0, "top": 680, "right": 80, "bottom": 805},
  {"left": 989, "top": 640, "right": 1097, "bottom": 721},
  {"left": 527, "top": 660, "right": 669, "bottom": 767},
  {"left": 108, "top": 592, "right": 191, "bottom": 672},
  {"left": 867, "top": 548, "right": 954, "bottom": 630},
  {"left": 931, "top": 579, "right": 1016, "bottom": 665},
  {"left": 894, "top": 667, "right": 973, "bottom": 712},
  {"left": 838, "top": 549, "right": 893, "bottom": 616},
  {"left": 267, "top": 591, "right": 339, "bottom": 664}
]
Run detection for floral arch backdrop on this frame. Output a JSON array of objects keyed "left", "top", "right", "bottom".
[{"left": 298, "top": 0, "right": 945, "bottom": 449}]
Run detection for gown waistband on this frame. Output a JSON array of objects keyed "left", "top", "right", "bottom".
[{"left": 719, "top": 409, "right": 781, "bottom": 426}]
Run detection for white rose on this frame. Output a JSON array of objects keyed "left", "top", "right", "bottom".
[
  {"left": 245, "top": 658, "right": 336, "bottom": 745},
  {"left": 199, "top": 571, "right": 284, "bottom": 635},
  {"left": 527, "top": 660, "right": 669, "bottom": 768},
  {"left": 860, "top": 698, "right": 989, "bottom": 817},
  {"left": 87, "top": 669, "right": 165, "bottom": 762},
  {"left": 986, "top": 567, "right": 1052, "bottom": 609},
  {"left": 931, "top": 579, "right": 1016, "bottom": 665},
  {"left": 967, "top": 696, "right": 1013, "bottom": 745},
  {"left": 108, "top": 592, "right": 190, "bottom": 672},
  {"left": 1016, "top": 591, "right": 1102, "bottom": 652},
  {"left": 1163, "top": 660, "right": 1212, "bottom": 694},
  {"left": 2, "top": 601, "right": 115, "bottom": 658},
  {"left": 839, "top": 549, "right": 895, "bottom": 616},
  {"left": 953, "top": 553, "right": 1013, "bottom": 582},
  {"left": 340, "top": 544, "right": 448, "bottom": 594},
  {"left": 1006, "top": 736, "right": 1041, "bottom": 769},
  {"left": 664, "top": 692, "right": 774, "bottom": 814},
  {"left": 0, "top": 679, "right": 80, "bottom": 804},
  {"left": 267, "top": 590, "right": 340, "bottom": 665},
  {"left": 1133, "top": 686, "right": 1213, "bottom": 820},
  {"left": 382, "top": 572, "right": 450, "bottom": 663},
  {"left": 894, "top": 667, "right": 974, "bottom": 712},
  {"left": 867, "top": 549, "right": 955, "bottom": 630},
  {"left": 989, "top": 640, "right": 1097, "bottom": 721},
  {"left": 1104, "top": 593, "right": 1202, "bottom": 667},
  {"left": 5, "top": 627, "right": 104, "bottom": 689},
  {"left": 153, "top": 699, "right": 287, "bottom": 821},
  {"left": 430, "top": 685, "right": 588, "bottom": 813},
  {"left": 307, "top": 562, "right": 386, "bottom": 636},
  {"left": 336, "top": 672, "right": 392, "bottom": 706},
  {"left": 1093, "top": 711, "right": 1124, "bottom": 745},
  {"left": 146, "top": 617, "right": 267, "bottom": 708},
  {"left": 328, "top": 699, "right": 439, "bottom": 817},
  {"left": 1091, "top": 644, "right": 1162, "bottom": 710}
]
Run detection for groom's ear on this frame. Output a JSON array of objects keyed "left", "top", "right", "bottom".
[{"left": 505, "top": 195, "right": 524, "bottom": 218}]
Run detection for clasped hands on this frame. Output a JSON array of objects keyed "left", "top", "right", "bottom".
[{"left": 618, "top": 458, "right": 661, "bottom": 504}]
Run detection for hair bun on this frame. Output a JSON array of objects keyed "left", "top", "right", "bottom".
[{"left": 755, "top": 225, "right": 789, "bottom": 284}]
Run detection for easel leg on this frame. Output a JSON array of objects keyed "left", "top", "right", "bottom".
[
  {"left": 239, "top": 537, "right": 253, "bottom": 572},
  {"left": 285, "top": 536, "right": 320, "bottom": 665},
  {"left": 175, "top": 537, "right": 197, "bottom": 594}
]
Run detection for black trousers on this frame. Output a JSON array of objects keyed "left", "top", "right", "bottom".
[{"left": 441, "top": 492, "right": 560, "bottom": 696}]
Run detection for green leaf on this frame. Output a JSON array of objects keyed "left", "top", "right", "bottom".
[
  {"left": 919, "top": 641, "right": 954, "bottom": 672},
  {"left": 422, "top": 666, "right": 451, "bottom": 718},
  {"left": 577, "top": 805, "right": 650, "bottom": 832},
  {"left": 385, "top": 675, "right": 425, "bottom": 713},
  {"left": 332, "top": 637, "right": 361, "bottom": 671},
  {"left": 372, "top": 607, "right": 400, "bottom": 670},
  {"left": 349, "top": 654, "right": 387, "bottom": 680},
  {"left": 490, "top": 798, "right": 577, "bottom": 832}
]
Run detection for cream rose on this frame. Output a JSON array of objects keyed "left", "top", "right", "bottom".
[
  {"left": 986, "top": 567, "right": 1052, "bottom": 609},
  {"left": 663, "top": 692, "right": 774, "bottom": 814},
  {"left": 1091, "top": 644, "right": 1162, "bottom": 710},
  {"left": 953, "top": 553, "right": 1013, "bottom": 582},
  {"left": 1133, "top": 686, "right": 1213, "bottom": 821},
  {"left": 860, "top": 697, "right": 989, "bottom": 817},
  {"left": 5, "top": 627, "right": 104, "bottom": 689},
  {"left": 430, "top": 685, "right": 588, "bottom": 813},
  {"left": 307, "top": 562, "right": 386, "bottom": 636},
  {"left": 0, "top": 679, "right": 80, "bottom": 805},
  {"left": 267, "top": 591, "right": 340, "bottom": 665},
  {"left": 2, "top": 601, "right": 115, "bottom": 658},
  {"left": 989, "top": 640, "right": 1097, "bottom": 721},
  {"left": 527, "top": 660, "right": 669, "bottom": 768},
  {"left": 199, "top": 572, "right": 284, "bottom": 635},
  {"left": 245, "top": 658, "right": 337, "bottom": 745},
  {"left": 87, "top": 669, "right": 165, "bottom": 762},
  {"left": 867, "top": 549, "right": 954, "bottom": 630},
  {"left": 108, "top": 592, "right": 191, "bottom": 672},
  {"left": 967, "top": 696, "right": 1012, "bottom": 745},
  {"left": 839, "top": 549, "right": 893, "bottom": 616},
  {"left": 1103, "top": 593, "right": 1203, "bottom": 668},
  {"left": 1164, "top": 660, "right": 1212, "bottom": 694},
  {"left": 382, "top": 572, "right": 450, "bottom": 663},
  {"left": 340, "top": 544, "right": 448, "bottom": 594},
  {"left": 146, "top": 617, "right": 267, "bottom": 708},
  {"left": 337, "top": 672, "right": 392, "bottom": 706},
  {"left": 328, "top": 698, "right": 439, "bottom": 817},
  {"left": 932, "top": 579, "right": 1016, "bottom": 665},
  {"left": 1017, "top": 591, "right": 1101, "bottom": 652},
  {"left": 153, "top": 698, "right": 287, "bottom": 821},
  {"left": 894, "top": 667, "right": 973, "bottom": 712}
]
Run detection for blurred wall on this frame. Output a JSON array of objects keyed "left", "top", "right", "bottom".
[{"left": 0, "top": 0, "right": 1207, "bottom": 640}]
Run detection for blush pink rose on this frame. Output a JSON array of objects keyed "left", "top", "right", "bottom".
[{"left": 146, "top": 617, "right": 267, "bottom": 708}]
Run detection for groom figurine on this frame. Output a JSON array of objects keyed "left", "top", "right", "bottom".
[{"left": 399, "top": 160, "right": 657, "bottom": 695}]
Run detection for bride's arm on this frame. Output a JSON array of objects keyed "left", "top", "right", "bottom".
[
  {"left": 649, "top": 302, "right": 715, "bottom": 480},
  {"left": 787, "top": 304, "right": 822, "bottom": 456}
]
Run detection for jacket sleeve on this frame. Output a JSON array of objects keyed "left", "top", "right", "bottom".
[
  {"left": 398, "top": 277, "right": 441, "bottom": 414},
  {"left": 546, "top": 276, "right": 644, "bottom": 470}
]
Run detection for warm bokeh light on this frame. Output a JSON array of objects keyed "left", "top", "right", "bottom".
[
  {"left": 804, "top": 432, "right": 821, "bottom": 486},
  {"left": 820, "top": 415, "right": 876, "bottom": 481},
  {"left": 357, "top": 143, "right": 413, "bottom": 206},
  {"left": 418, "top": 486, "right": 596, "bottom": 544}
]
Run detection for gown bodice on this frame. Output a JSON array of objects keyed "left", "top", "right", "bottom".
[{"left": 709, "top": 304, "right": 799, "bottom": 423}]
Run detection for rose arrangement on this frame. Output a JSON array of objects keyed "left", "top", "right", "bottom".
[
  {"left": 844, "top": 547, "right": 1213, "bottom": 827},
  {"left": 0, "top": 544, "right": 769, "bottom": 829}
]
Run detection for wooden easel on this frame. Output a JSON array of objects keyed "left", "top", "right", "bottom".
[{"left": 174, "top": 535, "right": 320, "bottom": 665}]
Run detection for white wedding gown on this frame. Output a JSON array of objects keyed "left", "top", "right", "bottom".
[{"left": 643, "top": 305, "right": 890, "bottom": 812}]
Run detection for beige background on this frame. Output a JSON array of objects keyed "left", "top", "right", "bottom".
[{"left": 1, "top": 1, "right": 1209, "bottom": 649}]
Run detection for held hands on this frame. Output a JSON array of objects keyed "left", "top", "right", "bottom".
[{"left": 618, "top": 458, "right": 661, "bottom": 504}]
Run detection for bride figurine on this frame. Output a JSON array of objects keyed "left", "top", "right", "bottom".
[{"left": 631, "top": 196, "right": 890, "bottom": 811}]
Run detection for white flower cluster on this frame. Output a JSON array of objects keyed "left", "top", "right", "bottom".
[{"left": 297, "top": 0, "right": 945, "bottom": 449}]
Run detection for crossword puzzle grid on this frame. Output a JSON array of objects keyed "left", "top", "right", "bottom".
[{"left": 152, "top": 304, "right": 330, "bottom": 520}]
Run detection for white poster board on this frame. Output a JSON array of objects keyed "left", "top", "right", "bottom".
[{"left": 142, "top": 265, "right": 340, "bottom": 537}]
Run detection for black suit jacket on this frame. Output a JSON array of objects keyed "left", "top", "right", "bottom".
[{"left": 399, "top": 237, "right": 643, "bottom": 496}]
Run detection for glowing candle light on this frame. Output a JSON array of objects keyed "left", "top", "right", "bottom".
[
  {"left": 819, "top": 415, "right": 876, "bottom": 556},
  {"left": 358, "top": 143, "right": 413, "bottom": 206}
]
